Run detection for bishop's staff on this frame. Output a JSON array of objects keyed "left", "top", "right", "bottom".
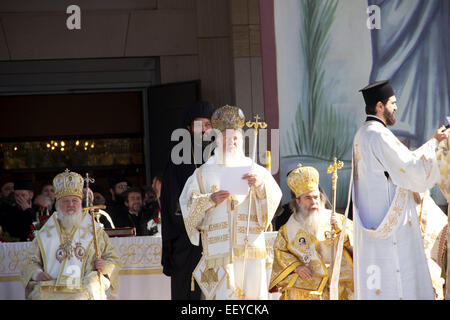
[
  {"left": 83, "top": 173, "right": 106, "bottom": 299},
  {"left": 241, "top": 115, "right": 267, "bottom": 297},
  {"left": 327, "top": 158, "right": 344, "bottom": 274}
]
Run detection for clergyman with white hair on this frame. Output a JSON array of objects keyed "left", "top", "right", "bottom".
[
  {"left": 269, "top": 164, "right": 354, "bottom": 300},
  {"left": 179, "top": 105, "right": 282, "bottom": 300},
  {"left": 20, "top": 169, "right": 120, "bottom": 300}
]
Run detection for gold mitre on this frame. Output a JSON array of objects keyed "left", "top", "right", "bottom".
[
  {"left": 53, "top": 169, "right": 84, "bottom": 200},
  {"left": 211, "top": 105, "right": 245, "bottom": 132},
  {"left": 287, "top": 164, "right": 320, "bottom": 198}
]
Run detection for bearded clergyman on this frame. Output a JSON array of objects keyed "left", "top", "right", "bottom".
[
  {"left": 20, "top": 169, "right": 121, "bottom": 300},
  {"left": 352, "top": 80, "right": 449, "bottom": 299},
  {"left": 179, "top": 105, "right": 282, "bottom": 300},
  {"left": 269, "top": 165, "right": 354, "bottom": 300}
]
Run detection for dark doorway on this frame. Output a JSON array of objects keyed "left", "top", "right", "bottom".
[
  {"left": 0, "top": 80, "right": 202, "bottom": 203},
  {"left": 0, "top": 91, "right": 145, "bottom": 199},
  {"left": 146, "top": 80, "right": 201, "bottom": 180}
]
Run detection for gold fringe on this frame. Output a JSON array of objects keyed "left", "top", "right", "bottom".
[
  {"left": 205, "top": 255, "right": 232, "bottom": 269},
  {"left": 203, "top": 247, "right": 268, "bottom": 269},
  {"left": 232, "top": 246, "right": 267, "bottom": 260},
  {"left": 40, "top": 285, "right": 85, "bottom": 293},
  {"left": 191, "top": 274, "right": 195, "bottom": 291},
  {"left": 281, "top": 287, "right": 323, "bottom": 300}
]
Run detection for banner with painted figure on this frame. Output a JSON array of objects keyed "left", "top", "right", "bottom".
[{"left": 275, "top": 0, "right": 450, "bottom": 211}]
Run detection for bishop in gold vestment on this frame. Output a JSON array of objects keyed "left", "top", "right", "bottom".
[
  {"left": 269, "top": 165, "right": 354, "bottom": 300},
  {"left": 20, "top": 170, "right": 121, "bottom": 300}
]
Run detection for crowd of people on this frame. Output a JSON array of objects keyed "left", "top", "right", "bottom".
[
  {"left": 0, "top": 173, "right": 163, "bottom": 242},
  {"left": 0, "top": 80, "right": 449, "bottom": 300}
]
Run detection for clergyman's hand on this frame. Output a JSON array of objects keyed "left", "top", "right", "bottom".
[
  {"left": 16, "top": 194, "right": 31, "bottom": 211},
  {"left": 94, "top": 258, "right": 106, "bottom": 274},
  {"left": 210, "top": 191, "right": 230, "bottom": 206},
  {"left": 242, "top": 173, "right": 262, "bottom": 188},
  {"left": 433, "top": 125, "right": 450, "bottom": 142},
  {"left": 36, "top": 271, "right": 53, "bottom": 282},
  {"left": 330, "top": 212, "right": 339, "bottom": 230},
  {"left": 296, "top": 266, "right": 312, "bottom": 279}
]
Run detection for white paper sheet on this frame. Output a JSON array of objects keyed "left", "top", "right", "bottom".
[{"left": 219, "top": 166, "right": 252, "bottom": 195}]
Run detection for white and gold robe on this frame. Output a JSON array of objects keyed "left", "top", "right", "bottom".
[
  {"left": 269, "top": 210, "right": 354, "bottom": 300},
  {"left": 180, "top": 152, "right": 282, "bottom": 300},
  {"left": 436, "top": 138, "right": 450, "bottom": 300},
  {"left": 415, "top": 192, "right": 447, "bottom": 299},
  {"left": 352, "top": 118, "right": 440, "bottom": 300},
  {"left": 20, "top": 211, "right": 121, "bottom": 300}
]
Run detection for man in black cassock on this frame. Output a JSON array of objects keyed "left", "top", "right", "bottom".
[
  {"left": 105, "top": 174, "right": 131, "bottom": 229},
  {"left": 0, "top": 179, "right": 36, "bottom": 241},
  {"left": 160, "top": 101, "right": 214, "bottom": 300}
]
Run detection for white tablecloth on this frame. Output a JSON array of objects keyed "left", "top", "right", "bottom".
[
  {"left": 0, "top": 233, "right": 280, "bottom": 300},
  {"left": 0, "top": 235, "right": 171, "bottom": 300}
]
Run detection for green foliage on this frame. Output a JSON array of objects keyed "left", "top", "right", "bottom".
[{"left": 289, "top": 0, "right": 354, "bottom": 160}]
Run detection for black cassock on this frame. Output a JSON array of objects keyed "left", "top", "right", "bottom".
[
  {"left": 160, "top": 147, "right": 206, "bottom": 300},
  {"left": 0, "top": 202, "right": 35, "bottom": 241}
]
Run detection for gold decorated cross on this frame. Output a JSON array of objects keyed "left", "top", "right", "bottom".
[
  {"left": 246, "top": 114, "right": 267, "bottom": 133},
  {"left": 327, "top": 157, "right": 344, "bottom": 191}
]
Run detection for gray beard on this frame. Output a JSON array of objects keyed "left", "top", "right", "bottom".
[
  {"left": 294, "top": 205, "right": 322, "bottom": 238},
  {"left": 224, "top": 150, "right": 239, "bottom": 164},
  {"left": 57, "top": 209, "right": 83, "bottom": 230},
  {"left": 216, "top": 146, "right": 244, "bottom": 165}
]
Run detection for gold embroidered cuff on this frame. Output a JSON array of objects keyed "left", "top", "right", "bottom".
[
  {"left": 185, "top": 193, "right": 215, "bottom": 241},
  {"left": 189, "top": 193, "right": 215, "bottom": 215},
  {"left": 255, "top": 183, "right": 266, "bottom": 200}
]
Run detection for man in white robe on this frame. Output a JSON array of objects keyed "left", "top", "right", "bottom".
[
  {"left": 20, "top": 169, "right": 120, "bottom": 300},
  {"left": 179, "top": 105, "right": 282, "bottom": 300},
  {"left": 352, "top": 80, "right": 450, "bottom": 300}
]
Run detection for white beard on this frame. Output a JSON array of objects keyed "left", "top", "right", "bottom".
[
  {"left": 294, "top": 205, "right": 322, "bottom": 238},
  {"left": 57, "top": 209, "right": 83, "bottom": 230},
  {"left": 225, "top": 144, "right": 246, "bottom": 164},
  {"left": 224, "top": 150, "right": 239, "bottom": 164},
  {"left": 214, "top": 145, "right": 245, "bottom": 166}
]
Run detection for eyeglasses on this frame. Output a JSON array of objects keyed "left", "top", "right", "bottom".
[{"left": 117, "top": 185, "right": 130, "bottom": 190}]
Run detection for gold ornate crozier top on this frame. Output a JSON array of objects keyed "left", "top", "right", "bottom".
[
  {"left": 327, "top": 157, "right": 344, "bottom": 191},
  {"left": 246, "top": 115, "right": 267, "bottom": 133}
]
